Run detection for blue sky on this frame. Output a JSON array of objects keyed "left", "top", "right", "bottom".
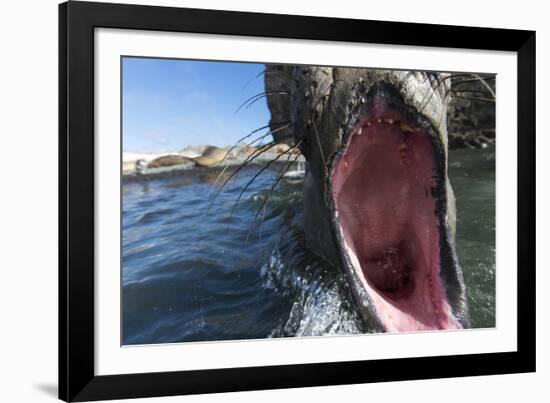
[{"left": 122, "top": 57, "right": 271, "bottom": 152}]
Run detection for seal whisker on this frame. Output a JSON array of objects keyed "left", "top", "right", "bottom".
[
  {"left": 245, "top": 147, "right": 302, "bottom": 243},
  {"left": 450, "top": 77, "right": 496, "bottom": 86},
  {"left": 235, "top": 91, "right": 290, "bottom": 114},
  {"left": 245, "top": 124, "right": 293, "bottom": 149},
  {"left": 455, "top": 73, "right": 496, "bottom": 100},
  {"left": 441, "top": 74, "right": 496, "bottom": 100},
  {"left": 241, "top": 68, "right": 266, "bottom": 90},
  {"left": 423, "top": 73, "right": 472, "bottom": 102},
  {"left": 229, "top": 142, "right": 301, "bottom": 216},
  {"left": 449, "top": 94, "right": 496, "bottom": 103},
  {"left": 449, "top": 89, "right": 488, "bottom": 95},
  {"left": 311, "top": 120, "right": 327, "bottom": 171},
  {"left": 257, "top": 151, "right": 302, "bottom": 241},
  {"left": 418, "top": 80, "right": 440, "bottom": 115},
  {"left": 208, "top": 122, "right": 293, "bottom": 194},
  {"left": 220, "top": 122, "right": 286, "bottom": 163},
  {"left": 207, "top": 135, "right": 294, "bottom": 211}
]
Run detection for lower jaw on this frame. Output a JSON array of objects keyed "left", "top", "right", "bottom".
[{"left": 340, "top": 232, "right": 461, "bottom": 332}]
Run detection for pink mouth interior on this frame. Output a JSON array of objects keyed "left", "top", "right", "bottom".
[{"left": 332, "top": 108, "right": 461, "bottom": 332}]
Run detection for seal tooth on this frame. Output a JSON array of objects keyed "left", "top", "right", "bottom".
[
  {"left": 400, "top": 122, "right": 414, "bottom": 132},
  {"left": 377, "top": 118, "right": 382, "bottom": 123},
  {"left": 357, "top": 127, "right": 363, "bottom": 136},
  {"left": 383, "top": 117, "right": 394, "bottom": 124},
  {"left": 366, "top": 121, "right": 372, "bottom": 127}
]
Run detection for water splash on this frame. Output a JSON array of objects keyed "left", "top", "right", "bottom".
[{"left": 260, "top": 234, "right": 363, "bottom": 338}]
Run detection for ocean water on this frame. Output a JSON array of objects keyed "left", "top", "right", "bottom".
[{"left": 122, "top": 148, "right": 495, "bottom": 345}]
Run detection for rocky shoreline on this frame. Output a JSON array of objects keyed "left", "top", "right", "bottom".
[
  {"left": 123, "top": 144, "right": 305, "bottom": 180},
  {"left": 446, "top": 75, "right": 496, "bottom": 149},
  {"left": 448, "top": 128, "right": 495, "bottom": 149}
]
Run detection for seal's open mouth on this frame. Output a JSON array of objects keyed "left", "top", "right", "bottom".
[{"left": 330, "top": 91, "right": 461, "bottom": 332}]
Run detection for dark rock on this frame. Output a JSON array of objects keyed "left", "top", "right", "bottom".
[{"left": 447, "top": 75, "right": 495, "bottom": 149}]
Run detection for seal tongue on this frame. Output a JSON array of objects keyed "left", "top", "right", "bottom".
[{"left": 332, "top": 111, "right": 461, "bottom": 332}]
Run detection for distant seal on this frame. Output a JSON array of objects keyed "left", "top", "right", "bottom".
[
  {"left": 147, "top": 155, "right": 196, "bottom": 168},
  {"left": 241, "top": 145, "right": 259, "bottom": 155},
  {"left": 272, "top": 143, "right": 291, "bottom": 153},
  {"left": 193, "top": 146, "right": 229, "bottom": 167},
  {"left": 240, "top": 143, "right": 291, "bottom": 157}
]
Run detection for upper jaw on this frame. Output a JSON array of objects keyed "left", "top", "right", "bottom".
[{"left": 339, "top": 83, "right": 445, "bottom": 153}]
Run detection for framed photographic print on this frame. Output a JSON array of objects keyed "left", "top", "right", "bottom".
[{"left": 59, "top": 1, "right": 536, "bottom": 401}]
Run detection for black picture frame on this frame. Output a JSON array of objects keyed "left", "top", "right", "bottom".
[{"left": 59, "top": 1, "right": 536, "bottom": 401}]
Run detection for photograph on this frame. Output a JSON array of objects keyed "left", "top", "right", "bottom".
[
  {"left": 121, "top": 57, "right": 496, "bottom": 345},
  {"left": 0, "top": 0, "right": 541, "bottom": 401}
]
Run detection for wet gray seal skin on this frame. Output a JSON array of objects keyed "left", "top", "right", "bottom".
[{"left": 265, "top": 66, "right": 469, "bottom": 332}]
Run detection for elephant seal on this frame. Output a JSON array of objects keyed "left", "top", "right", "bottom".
[
  {"left": 193, "top": 146, "right": 229, "bottom": 167},
  {"left": 147, "top": 155, "right": 196, "bottom": 168},
  {"left": 272, "top": 143, "right": 291, "bottom": 154},
  {"left": 241, "top": 143, "right": 292, "bottom": 155},
  {"left": 265, "top": 66, "right": 469, "bottom": 332}
]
